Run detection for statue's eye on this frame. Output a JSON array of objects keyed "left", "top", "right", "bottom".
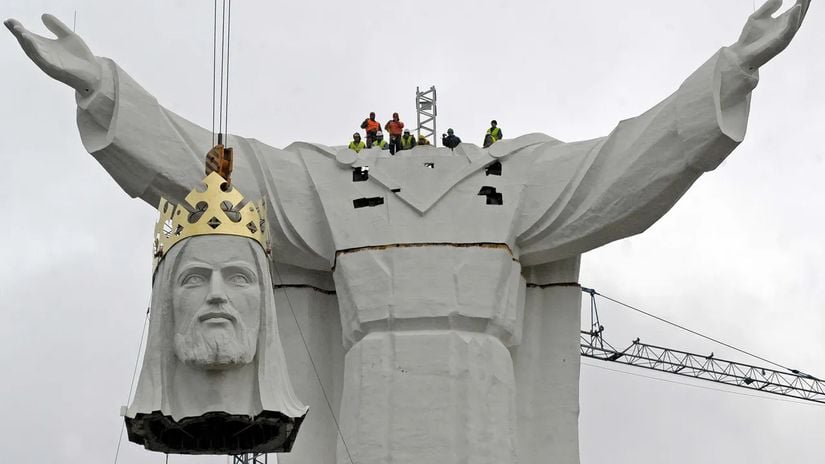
[
  {"left": 182, "top": 274, "right": 207, "bottom": 286},
  {"left": 228, "top": 273, "right": 251, "bottom": 286}
]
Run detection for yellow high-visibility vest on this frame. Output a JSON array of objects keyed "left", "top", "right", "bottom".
[
  {"left": 401, "top": 135, "right": 416, "bottom": 149},
  {"left": 348, "top": 140, "right": 366, "bottom": 153},
  {"left": 486, "top": 127, "right": 502, "bottom": 143}
]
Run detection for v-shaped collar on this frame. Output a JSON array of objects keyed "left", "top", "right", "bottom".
[{"left": 291, "top": 134, "right": 561, "bottom": 214}]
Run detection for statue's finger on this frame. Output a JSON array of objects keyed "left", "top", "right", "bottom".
[
  {"left": 41, "top": 13, "right": 72, "bottom": 38},
  {"left": 779, "top": 4, "right": 804, "bottom": 42},
  {"left": 4, "top": 18, "right": 28, "bottom": 38},
  {"left": 796, "top": 0, "right": 811, "bottom": 23},
  {"left": 751, "top": 0, "right": 783, "bottom": 19},
  {"left": 7, "top": 20, "right": 49, "bottom": 49},
  {"left": 4, "top": 18, "right": 21, "bottom": 31}
]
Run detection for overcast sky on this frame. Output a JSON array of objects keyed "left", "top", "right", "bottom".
[{"left": 2, "top": 1, "right": 823, "bottom": 463}]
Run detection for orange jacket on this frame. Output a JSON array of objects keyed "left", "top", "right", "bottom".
[
  {"left": 385, "top": 120, "right": 404, "bottom": 136},
  {"left": 362, "top": 118, "right": 381, "bottom": 134}
]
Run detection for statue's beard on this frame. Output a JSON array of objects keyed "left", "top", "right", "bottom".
[{"left": 174, "top": 312, "right": 257, "bottom": 370}]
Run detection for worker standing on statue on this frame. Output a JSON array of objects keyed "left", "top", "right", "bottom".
[
  {"left": 348, "top": 132, "right": 366, "bottom": 153},
  {"left": 442, "top": 128, "right": 461, "bottom": 151},
  {"left": 400, "top": 129, "right": 417, "bottom": 151},
  {"left": 360, "top": 112, "right": 381, "bottom": 148},
  {"left": 417, "top": 134, "right": 431, "bottom": 146},
  {"left": 483, "top": 120, "right": 503, "bottom": 148},
  {"left": 373, "top": 131, "right": 389, "bottom": 150},
  {"left": 384, "top": 112, "right": 404, "bottom": 155}
]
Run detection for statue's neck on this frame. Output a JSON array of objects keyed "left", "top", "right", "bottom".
[{"left": 170, "top": 361, "right": 259, "bottom": 419}]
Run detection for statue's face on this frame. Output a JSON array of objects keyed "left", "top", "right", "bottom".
[{"left": 171, "top": 236, "right": 262, "bottom": 370}]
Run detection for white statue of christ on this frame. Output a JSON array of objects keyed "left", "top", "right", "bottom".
[{"left": 5, "top": 2, "right": 811, "bottom": 463}]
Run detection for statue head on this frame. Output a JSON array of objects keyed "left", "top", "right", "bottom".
[
  {"left": 125, "top": 174, "right": 306, "bottom": 454},
  {"left": 171, "top": 235, "right": 261, "bottom": 370}
]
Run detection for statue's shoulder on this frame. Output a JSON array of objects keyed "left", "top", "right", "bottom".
[
  {"left": 484, "top": 133, "right": 565, "bottom": 166},
  {"left": 282, "top": 141, "right": 365, "bottom": 168}
]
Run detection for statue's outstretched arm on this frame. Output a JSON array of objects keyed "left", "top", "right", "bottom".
[
  {"left": 6, "top": 14, "right": 266, "bottom": 211},
  {"left": 5, "top": 14, "right": 213, "bottom": 206},
  {"left": 5, "top": 14, "right": 101, "bottom": 97},
  {"left": 6, "top": 14, "right": 334, "bottom": 269},
  {"left": 516, "top": 0, "right": 811, "bottom": 265}
]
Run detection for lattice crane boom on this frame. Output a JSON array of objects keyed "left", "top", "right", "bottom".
[
  {"left": 581, "top": 332, "right": 825, "bottom": 404},
  {"left": 579, "top": 287, "right": 825, "bottom": 404}
]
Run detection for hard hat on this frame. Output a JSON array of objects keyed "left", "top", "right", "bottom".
[
  {"left": 376, "top": 131, "right": 383, "bottom": 136},
  {"left": 404, "top": 128, "right": 410, "bottom": 134}
]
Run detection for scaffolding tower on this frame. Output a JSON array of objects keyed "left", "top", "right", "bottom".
[
  {"left": 233, "top": 453, "right": 268, "bottom": 464},
  {"left": 415, "top": 86, "right": 437, "bottom": 146}
]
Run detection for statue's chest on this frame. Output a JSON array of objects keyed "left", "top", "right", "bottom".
[{"left": 303, "top": 150, "right": 524, "bottom": 251}]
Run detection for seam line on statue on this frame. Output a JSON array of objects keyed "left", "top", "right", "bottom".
[
  {"left": 273, "top": 284, "right": 337, "bottom": 295},
  {"left": 525, "top": 282, "right": 581, "bottom": 289},
  {"left": 332, "top": 242, "right": 517, "bottom": 269}
]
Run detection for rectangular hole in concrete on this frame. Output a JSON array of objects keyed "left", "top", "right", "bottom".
[
  {"left": 353, "top": 196, "right": 385, "bottom": 208},
  {"left": 478, "top": 186, "right": 503, "bottom": 205},
  {"left": 353, "top": 166, "right": 369, "bottom": 182},
  {"left": 485, "top": 161, "right": 502, "bottom": 176}
]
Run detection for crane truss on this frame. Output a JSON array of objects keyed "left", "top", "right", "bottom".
[{"left": 581, "top": 331, "right": 825, "bottom": 404}]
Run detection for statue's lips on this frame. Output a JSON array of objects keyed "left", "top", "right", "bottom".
[{"left": 198, "top": 311, "right": 237, "bottom": 324}]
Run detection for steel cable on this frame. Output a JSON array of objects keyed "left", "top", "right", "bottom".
[
  {"left": 112, "top": 307, "right": 150, "bottom": 464},
  {"left": 270, "top": 262, "right": 357, "bottom": 464},
  {"left": 588, "top": 288, "right": 798, "bottom": 374}
]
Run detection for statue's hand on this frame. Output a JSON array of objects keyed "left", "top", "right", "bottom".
[
  {"left": 730, "top": 0, "right": 811, "bottom": 71},
  {"left": 5, "top": 14, "right": 102, "bottom": 97}
]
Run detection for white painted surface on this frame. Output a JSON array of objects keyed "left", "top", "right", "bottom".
[{"left": 78, "top": 47, "right": 753, "bottom": 461}]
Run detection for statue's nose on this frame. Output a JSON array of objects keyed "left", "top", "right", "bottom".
[{"left": 206, "top": 273, "right": 229, "bottom": 304}]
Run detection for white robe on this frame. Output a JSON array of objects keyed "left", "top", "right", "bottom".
[{"left": 75, "top": 47, "right": 757, "bottom": 464}]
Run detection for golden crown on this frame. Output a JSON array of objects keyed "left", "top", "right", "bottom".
[{"left": 152, "top": 172, "right": 268, "bottom": 272}]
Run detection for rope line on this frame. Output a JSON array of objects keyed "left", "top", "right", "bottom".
[
  {"left": 211, "top": 0, "right": 217, "bottom": 145},
  {"left": 588, "top": 289, "right": 797, "bottom": 374},
  {"left": 113, "top": 307, "right": 150, "bottom": 464},
  {"left": 218, "top": 0, "right": 227, "bottom": 137},
  {"left": 224, "top": 0, "right": 232, "bottom": 145},
  {"left": 270, "top": 262, "right": 357, "bottom": 464},
  {"left": 211, "top": 0, "right": 233, "bottom": 144}
]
